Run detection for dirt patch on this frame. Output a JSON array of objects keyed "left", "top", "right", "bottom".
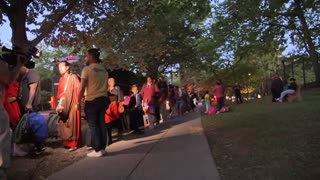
[{"left": 7, "top": 140, "right": 88, "bottom": 180}]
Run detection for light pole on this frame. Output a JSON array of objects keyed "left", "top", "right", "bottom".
[{"left": 247, "top": 73, "right": 251, "bottom": 99}]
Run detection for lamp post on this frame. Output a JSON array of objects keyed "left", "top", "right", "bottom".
[{"left": 247, "top": 73, "right": 251, "bottom": 99}]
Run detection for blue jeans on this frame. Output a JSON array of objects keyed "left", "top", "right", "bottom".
[
  {"left": 279, "top": 89, "right": 295, "bottom": 100},
  {"left": 84, "top": 96, "right": 109, "bottom": 152}
]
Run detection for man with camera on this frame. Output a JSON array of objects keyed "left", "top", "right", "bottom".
[{"left": 0, "top": 53, "right": 28, "bottom": 179}]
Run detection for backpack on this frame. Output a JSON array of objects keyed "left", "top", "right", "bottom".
[
  {"left": 47, "top": 112, "right": 59, "bottom": 138},
  {"left": 13, "top": 113, "right": 33, "bottom": 144},
  {"left": 28, "top": 112, "right": 48, "bottom": 143}
]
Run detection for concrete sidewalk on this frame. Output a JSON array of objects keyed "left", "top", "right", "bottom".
[{"left": 47, "top": 112, "right": 220, "bottom": 180}]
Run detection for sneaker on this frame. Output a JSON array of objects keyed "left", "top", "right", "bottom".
[
  {"left": 87, "top": 150, "right": 103, "bottom": 157},
  {"left": 69, "top": 147, "right": 78, "bottom": 152},
  {"left": 34, "top": 147, "right": 46, "bottom": 156},
  {"left": 86, "top": 146, "right": 93, "bottom": 151},
  {"left": 101, "top": 149, "right": 107, "bottom": 156}
]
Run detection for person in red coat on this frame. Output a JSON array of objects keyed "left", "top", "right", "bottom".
[
  {"left": 56, "top": 61, "right": 81, "bottom": 151},
  {"left": 3, "top": 80, "right": 28, "bottom": 157},
  {"left": 3, "top": 81, "right": 21, "bottom": 129}
]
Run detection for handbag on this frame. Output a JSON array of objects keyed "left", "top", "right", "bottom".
[{"left": 56, "top": 75, "right": 72, "bottom": 122}]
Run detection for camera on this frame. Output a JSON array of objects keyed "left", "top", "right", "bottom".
[{"left": 0, "top": 46, "right": 41, "bottom": 69}]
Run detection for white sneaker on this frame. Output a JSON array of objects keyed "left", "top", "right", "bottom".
[
  {"left": 87, "top": 150, "right": 103, "bottom": 157},
  {"left": 86, "top": 146, "right": 93, "bottom": 151}
]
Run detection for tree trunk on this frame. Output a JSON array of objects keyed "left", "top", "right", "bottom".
[
  {"left": 294, "top": 0, "right": 320, "bottom": 83},
  {"left": 7, "top": 2, "right": 30, "bottom": 53}
]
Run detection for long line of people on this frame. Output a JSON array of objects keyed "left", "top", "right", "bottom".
[{"left": 0, "top": 48, "right": 203, "bottom": 178}]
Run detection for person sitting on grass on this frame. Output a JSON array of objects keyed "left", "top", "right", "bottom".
[{"left": 276, "top": 78, "right": 297, "bottom": 102}]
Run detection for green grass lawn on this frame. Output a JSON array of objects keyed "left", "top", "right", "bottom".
[{"left": 202, "top": 88, "right": 320, "bottom": 180}]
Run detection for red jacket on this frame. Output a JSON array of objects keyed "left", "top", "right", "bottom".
[{"left": 140, "top": 83, "right": 160, "bottom": 103}]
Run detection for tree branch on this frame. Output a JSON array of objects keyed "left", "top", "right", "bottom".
[
  {"left": 30, "top": 0, "right": 78, "bottom": 46},
  {"left": 0, "top": 0, "right": 12, "bottom": 16},
  {"left": 84, "top": 0, "right": 105, "bottom": 12}
]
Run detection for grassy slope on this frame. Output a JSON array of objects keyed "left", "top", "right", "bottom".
[{"left": 202, "top": 89, "right": 320, "bottom": 180}]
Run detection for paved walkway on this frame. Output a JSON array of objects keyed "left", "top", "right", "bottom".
[{"left": 47, "top": 112, "right": 220, "bottom": 180}]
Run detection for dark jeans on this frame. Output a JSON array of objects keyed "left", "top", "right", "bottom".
[
  {"left": 216, "top": 97, "right": 225, "bottom": 111},
  {"left": 235, "top": 93, "right": 243, "bottom": 104},
  {"left": 84, "top": 96, "right": 109, "bottom": 152},
  {"left": 271, "top": 88, "right": 281, "bottom": 102},
  {"left": 106, "top": 123, "right": 113, "bottom": 145}
]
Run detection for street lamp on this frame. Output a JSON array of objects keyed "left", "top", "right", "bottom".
[{"left": 247, "top": 73, "right": 251, "bottom": 99}]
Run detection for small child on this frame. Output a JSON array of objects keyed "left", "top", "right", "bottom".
[
  {"left": 129, "top": 85, "right": 144, "bottom": 133},
  {"left": 146, "top": 96, "right": 157, "bottom": 129}
]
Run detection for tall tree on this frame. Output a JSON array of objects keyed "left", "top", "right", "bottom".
[
  {"left": 0, "top": 0, "right": 112, "bottom": 54},
  {"left": 210, "top": 0, "right": 320, "bottom": 83},
  {"left": 83, "top": 0, "right": 211, "bottom": 77}
]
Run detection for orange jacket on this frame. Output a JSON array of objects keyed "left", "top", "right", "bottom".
[{"left": 105, "top": 101, "right": 120, "bottom": 123}]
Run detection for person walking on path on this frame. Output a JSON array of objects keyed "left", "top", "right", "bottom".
[
  {"left": 56, "top": 61, "right": 81, "bottom": 152},
  {"left": 233, "top": 83, "right": 243, "bottom": 104},
  {"left": 0, "top": 54, "right": 27, "bottom": 179},
  {"left": 271, "top": 74, "right": 283, "bottom": 102},
  {"left": 77, "top": 48, "right": 110, "bottom": 158},
  {"left": 212, "top": 80, "right": 225, "bottom": 114}
]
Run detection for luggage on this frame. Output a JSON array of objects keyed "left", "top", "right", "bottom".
[
  {"left": 13, "top": 113, "right": 33, "bottom": 144},
  {"left": 28, "top": 112, "right": 48, "bottom": 143},
  {"left": 47, "top": 111, "right": 59, "bottom": 138},
  {"left": 14, "top": 112, "right": 48, "bottom": 144}
]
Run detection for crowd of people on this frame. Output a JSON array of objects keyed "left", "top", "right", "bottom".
[
  {"left": 1, "top": 47, "right": 254, "bottom": 179},
  {"left": 0, "top": 48, "right": 209, "bottom": 179}
]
